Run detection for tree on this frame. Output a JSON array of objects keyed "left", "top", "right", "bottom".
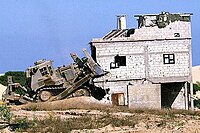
[
  {"left": 194, "top": 82, "right": 200, "bottom": 108},
  {"left": 0, "top": 71, "right": 26, "bottom": 86}
]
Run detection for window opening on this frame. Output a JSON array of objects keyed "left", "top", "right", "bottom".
[
  {"left": 48, "top": 66, "right": 53, "bottom": 76},
  {"left": 174, "top": 33, "right": 180, "bottom": 37},
  {"left": 163, "top": 54, "right": 175, "bottom": 64},
  {"left": 110, "top": 62, "right": 119, "bottom": 69},
  {"left": 40, "top": 67, "right": 49, "bottom": 76},
  {"left": 110, "top": 55, "right": 126, "bottom": 69},
  {"left": 115, "top": 55, "right": 126, "bottom": 66}
]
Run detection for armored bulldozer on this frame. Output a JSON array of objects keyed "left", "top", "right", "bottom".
[{"left": 2, "top": 49, "right": 107, "bottom": 104}]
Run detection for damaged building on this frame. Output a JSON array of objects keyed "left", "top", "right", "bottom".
[{"left": 90, "top": 12, "right": 193, "bottom": 110}]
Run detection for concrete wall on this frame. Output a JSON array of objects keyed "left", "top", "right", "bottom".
[
  {"left": 131, "top": 21, "right": 191, "bottom": 40},
  {"left": 94, "top": 80, "right": 129, "bottom": 105},
  {"left": 171, "top": 86, "right": 186, "bottom": 109},
  {"left": 94, "top": 80, "right": 145, "bottom": 106},
  {"left": 93, "top": 39, "right": 191, "bottom": 83},
  {"left": 128, "top": 84, "right": 161, "bottom": 109},
  {"left": 148, "top": 40, "right": 191, "bottom": 83}
]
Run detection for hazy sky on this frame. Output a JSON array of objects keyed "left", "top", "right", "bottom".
[{"left": 0, "top": 0, "right": 199, "bottom": 73}]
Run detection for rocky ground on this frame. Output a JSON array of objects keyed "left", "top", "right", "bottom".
[{"left": 1, "top": 97, "right": 200, "bottom": 133}]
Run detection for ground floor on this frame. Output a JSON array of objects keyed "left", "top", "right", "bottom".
[{"left": 95, "top": 80, "right": 194, "bottom": 110}]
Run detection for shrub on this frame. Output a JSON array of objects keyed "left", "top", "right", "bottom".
[
  {"left": 194, "top": 83, "right": 200, "bottom": 108},
  {"left": 0, "top": 105, "right": 12, "bottom": 122}
]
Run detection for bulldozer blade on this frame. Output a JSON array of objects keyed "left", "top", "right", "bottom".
[{"left": 82, "top": 48, "right": 107, "bottom": 76}]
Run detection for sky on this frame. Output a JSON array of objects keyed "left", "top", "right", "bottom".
[{"left": 0, "top": 0, "right": 199, "bottom": 73}]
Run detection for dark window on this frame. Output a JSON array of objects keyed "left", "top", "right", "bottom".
[
  {"left": 126, "top": 29, "right": 135, "bottom": 37},
  {"left": 48, "top": 66, "right": 53, "bottom": 76},
  {"left": 40, "top": 67, "right": 49, "bottom": 76},
  {"left": 110, "top": 55, "right": 126, "bottom": 69},
  {"left": 174, "top": 33, "right": 180, "bottom": 37},
  {"left": 115, "top": 55, "right": 126, "bottom": 66},
  {"left": 163, "top": 54, "right": 175, "bottom": 64}
]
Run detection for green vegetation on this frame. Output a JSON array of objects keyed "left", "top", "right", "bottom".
[
  {"left": 193, "top": 82, "right": 200, "bottom": 92},
  {"left": 0, "top": 105, "right": 12, "bottom": 122},
  {"left": 6, "top": 107, "right": 200, "bottom": 132},
  {"left": 11, "top": 117, "right": 33, "bottom": 132},
  {"left": 21, "top": 114, "right": 136, "bottom": 133},
  {"left": 194, "top": 82, "right": 200, "bottom": 108},
  {"left": 0, "top": 71, "right": 26, "bottom": 86},
  {"left": 0, "top": 101, "right": 200, "bottom": 132}
]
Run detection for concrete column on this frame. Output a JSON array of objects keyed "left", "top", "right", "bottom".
[
  {"left": 190, "top": 82, "right": 194, "bottom": 110},
  {"left": 117, "top": 15, "right": 126, "bottom": 30},
  {"left": 185, "top": 82, "right": 189, "bottom": 110}
]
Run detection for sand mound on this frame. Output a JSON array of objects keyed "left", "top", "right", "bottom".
[
  {"left": 0, "top": 84, "right": 6, "bottom": 100},
  {"left": 15, "top": 96, "right": 111, "bottom": 111}
]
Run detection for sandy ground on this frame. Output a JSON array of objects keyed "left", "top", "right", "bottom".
[
  {"left": 0, "top": 84, "right": 6, "bottom": 100},
  {"left": 5, "top": 109, "right": 200, "bottom": 133},
  {"left": 0, "top": 74, "right": 6, "bottom": 100},
  {"left": 11, "top": 109, "right": 200, "bottom": 133},
  {"left": 0, "top": 97, "right": 200, "bottom": 133},
  {"left": 192, "top": 65, "right": 200, "bottom": 84}
]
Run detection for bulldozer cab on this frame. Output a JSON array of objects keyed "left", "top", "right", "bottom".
[{"left": 26, "top": 59, "right": 63, "bottom": 91}]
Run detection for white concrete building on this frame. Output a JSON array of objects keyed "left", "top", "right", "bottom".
[{"left": 90, "top": 12, "right": 193, "bottom": 109}]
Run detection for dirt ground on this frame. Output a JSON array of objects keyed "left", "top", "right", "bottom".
[
  {"left": 11, "top": 109, "right": 200, "bottom": 133},
  {"left": 1, "top": 97, "right": 200, "bottom": 133}
]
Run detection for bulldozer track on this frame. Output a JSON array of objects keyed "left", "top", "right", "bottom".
[{"left": 35, "top": 86, "right": 65, "bottom": 102}]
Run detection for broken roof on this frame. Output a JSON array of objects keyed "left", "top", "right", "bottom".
[
  {"left": 134, "top": 12, "right": 193, "bottom": 17},
  {"left": 91, "top": 12, "right": 192, "bottom": 42}
]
